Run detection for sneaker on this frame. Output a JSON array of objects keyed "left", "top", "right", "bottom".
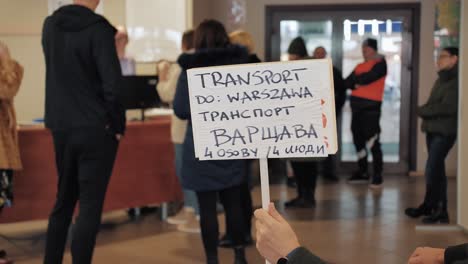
[
  {"left": 347, "top": 171, "right": 369, "bottom": 184},
  {"left": 167, "top": 207, "right": 194, "bottom": 225},
  {"left": 177, "top": 216, "right": 201, "bottom": 233}
]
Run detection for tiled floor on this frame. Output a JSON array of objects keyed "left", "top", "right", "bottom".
[{"left": 1, "top": 175, "right": 466, "bottom": 263}]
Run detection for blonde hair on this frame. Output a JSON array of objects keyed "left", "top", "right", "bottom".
[
  {"left": 229, "top": 30, "right": 254, "bottom": 54},
  {"left": 0, "top": 42, "right": 18, "bottom": 84}
]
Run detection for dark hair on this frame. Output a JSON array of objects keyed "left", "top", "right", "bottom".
[
  {"left": 287, "top": 37, "right": 307, "bottom": 57},
  {"left": 194, "top": 19, "right": 230, "bottom": 50},
  {"left": 182, "top": 29, "right": 195, "bottom": 50},
  {"left": 442, "top": 47, "right": 459, "bottom": 57}
]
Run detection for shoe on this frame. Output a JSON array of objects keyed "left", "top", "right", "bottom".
[
  {"left": 287, "top": 178, "right": 297, "bottom": 188},
  {"left": 234, "top": 247, "right": 248, "bottom": 264},
  {"left": 167, "top": 207, "right": 194, "bottom": 225},
  {"left": 177, "top": 215, "right": 201, "bottom": 233},
  {"left": 422, "top": 208, "right": 449, "bottom": 224},
  {"left": 347, "top": 171, "right": 369, "bottom": 184},
  {"left": 369, "top": 173, "right": 383, "bottom": 189},
  {"left": 284, "top": 197, "right": 315, "bottom": 208},
  {"left": 405, "top": 204, "right": 432, "bottom": 218},
  {"left": 219, "top": 234, "right": 254, "bottom": 248}
]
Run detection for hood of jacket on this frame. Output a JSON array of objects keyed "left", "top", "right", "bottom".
[
  {"left": 178, "top": 45, "right": 249, "bottom": 70},
  {"left": 48, "top": 4, "right": 109, "bottom": 32}
]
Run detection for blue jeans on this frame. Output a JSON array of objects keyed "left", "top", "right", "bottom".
[
  {"left": 423, "top": 133, "right": 456, "bottom": 210},
  {"left": 175, "top": 143, "right": 199, "bottom": 215}
]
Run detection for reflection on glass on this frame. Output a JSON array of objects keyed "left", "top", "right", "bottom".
[
  {"left": 280, "top": 20, "right": 333, "bottom": 61},
  {"left": 341, "top": 19, "right": 402, "bottom": 163}
]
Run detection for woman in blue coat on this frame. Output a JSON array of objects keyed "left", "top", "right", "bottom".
[{"left": 173, "top": 19, "right": 249, "bottom": 264}]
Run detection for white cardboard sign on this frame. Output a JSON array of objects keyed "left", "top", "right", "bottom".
[{"left": 187, "top": 59, "right": 337, "bottom": 160}]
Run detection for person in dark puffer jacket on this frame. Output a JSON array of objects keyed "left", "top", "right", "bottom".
[{"left": 173, "top": 19, "right": 249, "bottom": 264}]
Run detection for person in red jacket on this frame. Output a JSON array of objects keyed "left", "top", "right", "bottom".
[{"left": 345, "top": 38, "right": 387, "bottom": 188}]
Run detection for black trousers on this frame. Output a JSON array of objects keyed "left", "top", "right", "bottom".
[
  {"left": 196, "top": 184, "right": 245, "bottom": 261},
  {"left": 44, "top": 128, "right": 118, "bottom": 264},
  {"left": 224, "top": 162, "right": 253, "bottom": 241},
  {"left": 351, "top": 108, "right": 383, "bottom": 175},
  {"left": 290, "top": 161, "right": 318, "bottom": 198},
  {"left": 423, "top": 133, "right": 456, "bottom": 210},
  {"left": 240, "top": 181, "right": 253, "bottom": 236}
]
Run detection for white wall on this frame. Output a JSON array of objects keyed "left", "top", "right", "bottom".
[
  {"left": 0, "top": 0, "right": 47, "bottom": 123},
  {"left": 0, "top": 0, "right": 125, "bottom": 123}
]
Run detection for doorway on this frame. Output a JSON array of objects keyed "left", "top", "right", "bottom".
[{"left": 266, "top": 4, "right": 420, "bottom": 174}]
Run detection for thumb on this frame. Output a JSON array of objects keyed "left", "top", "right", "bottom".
[{"left": 268, "top": 203, "right": 285, "bottom": 223}]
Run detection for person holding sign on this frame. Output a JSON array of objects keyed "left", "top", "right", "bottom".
[
  {"left": 345, "top": 38, "right": 387, "bottom": 189},
  {"left": 173, "top": 19, "right": 249, "bottom": 264}
]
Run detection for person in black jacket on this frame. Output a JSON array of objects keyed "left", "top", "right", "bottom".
[
  {"left": 41, "top": 0, "right": 125, "bottom": 263},
  {"left": 173, "top": 19, "right": 249, "bottom": 264},
  {"left": 408, "top": 243, "right": 468, "bottom": 264},
  {"left": 255, "top": 203, "right": 326, "bottom": 264}
]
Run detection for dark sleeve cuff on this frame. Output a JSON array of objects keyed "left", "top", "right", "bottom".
[
  {"left": 445, "top": 244, "right": 468, "bottom": 264},
  {"left": 286, "top": 247, "right": 326, "bottom": 264},
  {"left": 286, "top": 247, "right": 302, "bottom": 259}
]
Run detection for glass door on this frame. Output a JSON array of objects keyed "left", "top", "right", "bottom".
[{"left": 267, "top": 7, "right": 416, "bottom": 173}]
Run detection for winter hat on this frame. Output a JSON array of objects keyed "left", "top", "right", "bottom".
[{"left": 287, "top": 37, "right": 307, "bottom": 58}]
